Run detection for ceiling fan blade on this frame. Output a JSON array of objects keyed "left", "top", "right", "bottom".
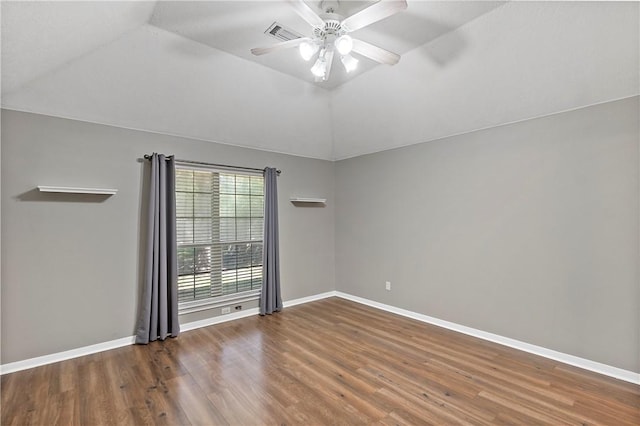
[
  {"left": 341, "top": 0, "right": 407, "bottom": 32},
  {"left": 251, "top": 37, "right": 311, "bottom": 56},
  {"left": 351, "top": 38, "right": 400, "bottom": 65},
  {"left": 286, "top": 0, "right": 325, "bottom": 29}
]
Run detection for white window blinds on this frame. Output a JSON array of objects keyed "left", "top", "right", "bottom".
[{"left": 175, "top": 168, "right": 264, "bottom": 305}]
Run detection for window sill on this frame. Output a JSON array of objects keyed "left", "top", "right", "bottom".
[{"left": 178, "top": 290, "right": 261, "bottom": 315}]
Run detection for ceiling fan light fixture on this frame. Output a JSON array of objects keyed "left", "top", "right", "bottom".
[
  {"left": 299, "top": 40, "right": 319, "bottom": 61},
  {"left": 340, "top": 53, "right": 358, "bottom": 73},
  {"left": 250, "top": 0, "right": 407, "bottom": 83},
  {"left": 334, "top": 34, "right": 353, "bottom": 55}
]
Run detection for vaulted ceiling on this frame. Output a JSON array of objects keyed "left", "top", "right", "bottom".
[
  {"left": 149, "top": 1, "right": 504, "bottom": 89},
  {"left": 2, "top": 1, "right": 638, "bottom": 160}
]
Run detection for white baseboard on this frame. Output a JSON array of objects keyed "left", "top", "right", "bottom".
[
  {"left": 180, "top": 291, "right": 337, "bottom": 332},
  {"left": 3, "top": 290, "right": 638, "bottom": 386},
  {"left": 335, "top": 291, "right": 640, "bottom": 385},
  {"left": 0, "top": 291, "right": 337, "bottom": 375},
  {"left": 283, "top": 291, "right": 337, "bottom": 307},
  {"left": 179, "top": 307, "right": 260, "bottom": 332},
  {"left": 0, "top": 336, "right": 136, "bottom": 375}
]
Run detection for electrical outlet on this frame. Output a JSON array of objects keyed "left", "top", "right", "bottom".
[
  {"left": 221, "top": 307, "right": 231, "bottom": 314},
  {"left": 385, "top": 281, "right": 391, "bottom": 291},
  {"left": 234, "top": 305, "right": 242, "bottom": 311}
]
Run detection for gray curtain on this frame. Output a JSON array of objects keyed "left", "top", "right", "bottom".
[
  {"left": 260, "top": 167, "right": 282, "bottom": 315},
  {"left": 135, "top": 153, "right": 180, "bottom": 343}
]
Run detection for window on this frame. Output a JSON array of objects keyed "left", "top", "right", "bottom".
[{"left": 175, "top": 167, "right": 264, "bottom": 310}]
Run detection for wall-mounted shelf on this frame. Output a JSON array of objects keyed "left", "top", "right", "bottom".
[
  {"left": 37, "top": 186, "right": 118, "bottom": 195},
  {"left": 290, "top": 197, "right": 326, "bottom": 205}
]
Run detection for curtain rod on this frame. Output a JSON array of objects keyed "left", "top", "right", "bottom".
[{"left": 143, "top": 155, "right": 281, "bottom": 175}]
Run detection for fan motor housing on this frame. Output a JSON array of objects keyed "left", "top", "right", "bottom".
[{"left": 314, "top": 14, "right": 346, "bottom": 40}]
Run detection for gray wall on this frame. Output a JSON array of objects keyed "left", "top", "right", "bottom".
[
  {"left": 335, "top": 96, "right": 639, "bottom": 373},
  {"left": 3, "top": 97, "right": 639, "bottom": 373},
  {"left": 1, "top": 110, "right": 335, "bottom": 364}
]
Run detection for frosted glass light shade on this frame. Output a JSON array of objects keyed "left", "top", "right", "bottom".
[
  {"left": 334, "top": 35, "right": 353, "bottom": 55},
  {"left": 341, "top": 54, "right": 358, "bottom": 72},
  {"left": 299, "top": 41, "right": 318, "bottom": 61}
]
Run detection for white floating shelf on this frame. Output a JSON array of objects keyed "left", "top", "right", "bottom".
[
  {"left": 290, "top": 197, "right": 326, "bottom": 205},
  {"left": 37, "top": 186, "right": 118, "bottom": 195}
]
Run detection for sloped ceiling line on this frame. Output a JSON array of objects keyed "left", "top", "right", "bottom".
[{"left": 1, "top": 1, "right": 157, "bottom": 95}]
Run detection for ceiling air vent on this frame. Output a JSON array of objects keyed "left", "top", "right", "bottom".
[{"left": 264, "top": 22, "right": 304, "bottom": 42}]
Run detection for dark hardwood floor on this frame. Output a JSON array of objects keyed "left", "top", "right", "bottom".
[{"left": 2, "top": 297, "right": 639, "bottom": 425}]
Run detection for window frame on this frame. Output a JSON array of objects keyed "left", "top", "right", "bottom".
[{"left": 174, "top": 163, "right": 264, "bottom": 314}]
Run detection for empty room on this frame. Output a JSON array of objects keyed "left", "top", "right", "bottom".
[{"left": 1, "top": 0, "right": 638, "bottom": 424}]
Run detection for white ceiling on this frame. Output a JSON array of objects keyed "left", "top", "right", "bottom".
[
  {"left": 1, "top": 1, "right": 156, "bottom": 94},
  {"left": 149, "top": 1, "right": 504, "bottom": 89},
  {"left": 330, "top": 1, "right": 640, "bottom": 159},
  {"left": 1, "top": 1, "right": 638, "bottom": 160}
]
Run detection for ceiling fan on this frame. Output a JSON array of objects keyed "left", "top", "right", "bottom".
[{"left": 251, "top": 0, "right": 407, "bottom": 82}]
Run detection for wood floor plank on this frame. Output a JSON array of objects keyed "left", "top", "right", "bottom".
[
  {"left": 165, "top": 374, "right": 229, "bottom": 426},
  {"left": 2, "top": 297, "right": 638, "bottom": 425}
]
